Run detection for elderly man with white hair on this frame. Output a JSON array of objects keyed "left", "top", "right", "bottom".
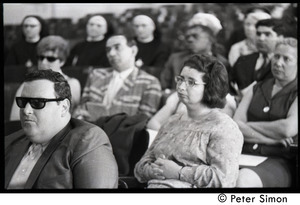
[{"left": 131, "top": 14, "right": 171, "bottom": 79}]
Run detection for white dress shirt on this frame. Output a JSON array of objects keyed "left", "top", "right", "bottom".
[
  {"left": 103, "top": 67, "right": 135, "bottom": 107},
  {"left": 7, "top": 143, "right": 48, "bottom": 189}
]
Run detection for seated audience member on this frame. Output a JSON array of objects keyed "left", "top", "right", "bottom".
[
  {"left": 10, "top": 36, "right": 81, "bottom": 121},
  {"left": 160, "top": 12, "right": 230, "bottom": 94},
  {"left": 134, "top": 54, "right": 243, "bottom": 188},
  {"left": 234, "top": 38, "right": 298, "bottom": 187},
  {"left": 5, "top": 15, "right": 49, "bottom": 68},
  {"left": 147, "top": 90, "right": 237, "bottom": 131},
  {"left": 72, "top": 35, "right": 162, "bottom": 122},
  {"left": 228, "top": 10, "right": 271, "bottom": 67},
  {"left": 5, "top": 70, "right": 118, "bottom": 189},
  {"left": 131, "top": 14, "right": 171, "bottom": 79},
  {"left": 230, "top": 18, "right": 285, "bottom": 98},
  {"left": 225, "top": 6, "right": 271, "bottom": 57},
  {"left": 65, "top": 15, "right": 112, "bottom": 67}
]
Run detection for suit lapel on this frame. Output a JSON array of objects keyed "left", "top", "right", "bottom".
[{"left": 24, "top": 123, "right": 72, "bottom": 189}]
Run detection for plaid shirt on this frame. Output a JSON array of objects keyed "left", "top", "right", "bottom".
[{"left": 75, "top": 67, "right": 162, "bottom": 119}]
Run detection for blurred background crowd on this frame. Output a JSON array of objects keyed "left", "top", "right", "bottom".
[{"left": 3, "top": 3, "right": 297, "bottom": 121}]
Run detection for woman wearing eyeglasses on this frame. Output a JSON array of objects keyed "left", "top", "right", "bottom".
[
  {"left": 5, "top": 15, "right": 49, "bottom": 68},
  {"left": 134, "top": 54, "right": 243, "bottom": 188},
  {"left": 10, "top": 35, "right": 81, "bottom": 121}
]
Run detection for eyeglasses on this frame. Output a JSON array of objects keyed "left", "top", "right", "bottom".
[
  {"left": 38, "top": 55, "right": 59, "bottom": 63},
  {"left": 16, "top": 97, "right": 65, "bottom": 110},
  {"left": 175, "top": 76, "right": 206, "bottom": 87}
]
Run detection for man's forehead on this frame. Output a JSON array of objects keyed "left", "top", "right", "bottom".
[
  {"left": 106, "top": 36, "right": 127, "bottom": 47},
  {"left": 257, "top": 26, "right": 275, "bottom": 32},
  {"left": 22, "top": 79, "right": 56, "bottom": 97}
]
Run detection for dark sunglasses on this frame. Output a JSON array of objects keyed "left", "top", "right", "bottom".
[
  {"left": 16, "top": 97, "right": 65, "bottom": 110},
  {"left": 38, "top": 55, "right": 59, "bottom": 63}
]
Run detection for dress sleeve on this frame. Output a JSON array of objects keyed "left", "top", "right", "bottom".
[
  {"left": 179, "top": 120, "right": 243, "bottom": 187},
  {"left": 134, "top": 117, "right": 175, "bottom": 183}
]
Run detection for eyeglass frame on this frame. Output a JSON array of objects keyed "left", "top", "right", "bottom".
[
  {"left": 16, "top": 97, "right": 65, "bottom": 110},
  {"left": 174, "top": 75, "right": 206, "bottom": 87}
]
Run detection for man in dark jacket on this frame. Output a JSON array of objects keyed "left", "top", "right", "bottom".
[
  {"left": 230, "top": 18, "right": 285, "bottom": 97},
  {"left": 5, "top": 69, "right": 118, "bottom": 189}
]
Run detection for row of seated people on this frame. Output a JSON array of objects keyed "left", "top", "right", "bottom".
[
  {"left": 4, "top": 31, "right": 298, "bottom": 189},
  {"left": 5, "top": 8, "right": 297, "bottom": 95}
]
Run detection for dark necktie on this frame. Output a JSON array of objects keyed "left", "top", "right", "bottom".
[{"left": 255, "top": 54, "right": 269, "bottom": 81}]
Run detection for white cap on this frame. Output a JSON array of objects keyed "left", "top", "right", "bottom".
[
  {"left": 188, "top": 12, "right": 222, "bottom": 36},
  {"left": 246, "top": 12, "right": 271, "bottom": 21}
]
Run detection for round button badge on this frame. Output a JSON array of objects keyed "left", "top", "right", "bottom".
[{"left": 263, "top": 106, "right": 270, "bottom": 113}]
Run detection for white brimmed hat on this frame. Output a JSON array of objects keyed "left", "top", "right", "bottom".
[{"left": 188, "top": 12, "right": 223, "bottom": 36}]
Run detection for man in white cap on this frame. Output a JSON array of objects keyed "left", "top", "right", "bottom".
[{"left": 160, "top": 12, "right": 229, "bottom": 92}]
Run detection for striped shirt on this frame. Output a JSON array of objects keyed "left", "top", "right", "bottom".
[{"left": 75, "top": 67, "right": 162, "bottom": 120}]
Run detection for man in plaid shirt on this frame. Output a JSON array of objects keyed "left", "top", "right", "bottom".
[{"left": 73, "top": 35, "right": 162, "bottom": 122}]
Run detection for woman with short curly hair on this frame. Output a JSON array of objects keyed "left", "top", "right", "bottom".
[{"left": 135, "top": 54, "right": 243, "bottom": 188}]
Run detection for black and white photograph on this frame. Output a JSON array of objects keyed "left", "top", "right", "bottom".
[{"left": 2, "top": 3, "right": 298, "bottom": 201}]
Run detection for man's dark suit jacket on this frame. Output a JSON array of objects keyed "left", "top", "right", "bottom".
[
  {"left": 5, "top": 118, "right": 118, "bottom": 189},
  {"left": 231, "top": 52, "right": 273, "bottom": 90}
]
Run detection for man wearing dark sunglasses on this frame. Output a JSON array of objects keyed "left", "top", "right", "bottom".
[{"left": 5, "top": 69, "right": 118, "bottom": 189}]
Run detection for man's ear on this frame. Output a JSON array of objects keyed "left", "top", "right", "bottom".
[
  {"left": 59, "top": 60, "right": 65, "bottom": 67},
  {"left": 61, "top": 98, "right": 70, "bottom": 117},
  {"left": 131, "top": 45, "right": 138, "bottom": 57},
  {"left": 277, "top": 34, "right": 284, "bottom": 41}
]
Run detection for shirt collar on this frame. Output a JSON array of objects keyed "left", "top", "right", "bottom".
[
  {"left": 260, "top": 52, "right": 273, "bottom": 60},
  {"left": 113, "top": 67, "right": 136, "bottom": 80}
]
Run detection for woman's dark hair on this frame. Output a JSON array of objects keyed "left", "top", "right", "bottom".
[
  {"left": 181, "top": 54, "right": 229, "bottom": 108},
  {"left": 24, "top": 69, "right": 72, "bottom": 109},
  {"left": 21, "top": 15, "right": 49, "bottom": 39}
]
